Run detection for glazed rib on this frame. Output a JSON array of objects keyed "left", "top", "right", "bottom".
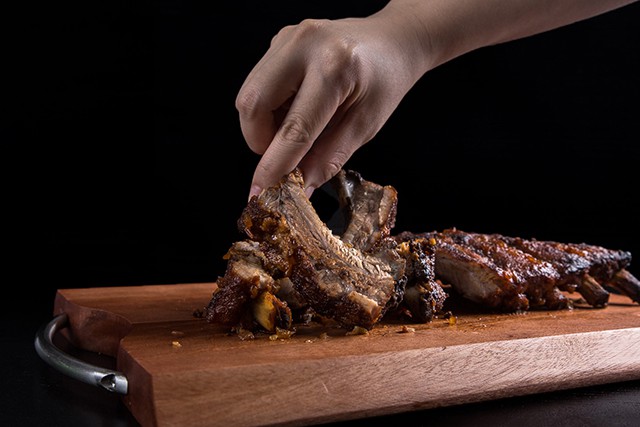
[{"left": 396, "top": 228, "right": 639, "bottom": 311}]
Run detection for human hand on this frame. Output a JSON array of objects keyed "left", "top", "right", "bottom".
[
  {"left": 236, "top": 0, "right": 635, "bottom": 200},
  {"left": 236, "top": 9, "right": 433, "bottom": 199}
]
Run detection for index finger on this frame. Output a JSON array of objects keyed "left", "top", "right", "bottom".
[
  {"left": 249, "top": 73, "right": 345, "bottom": 197},
  {"left": 236, "top": 53, "right": 303, "bottom": 156}
]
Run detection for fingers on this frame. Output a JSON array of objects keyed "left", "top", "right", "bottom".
[
  {"left": 238, "top": 18, "right": 409, "bottom": 200},
  {"left": 248, "top": 74, "right": 346, "bottom": 198},
  {"left": 297, "top": 105, "right": 378, "bottom": 195},
  {"left": 236, "top": 45, "right": 303, "bottom": 156}
]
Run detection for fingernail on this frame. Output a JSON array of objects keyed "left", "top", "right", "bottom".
[
  {"left": 249, "top": 185, "right": 262, "bottom": 201},
  {"left": 304, "top": 185, "right": 315, "bottom": 199}
]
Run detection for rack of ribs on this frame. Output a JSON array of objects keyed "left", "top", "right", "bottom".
[
  {"left": 205, "top": 169, "right": 445, "bottom": 335},
  {"left": 395, "top": 228, "right": 640, "bottom": 311},
  {"left": 206, "top": 169, "right": 640, "bottom": 336}
]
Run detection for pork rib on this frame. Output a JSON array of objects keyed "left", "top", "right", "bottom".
[
  {"left": 396, "top": 228, "right": 640, "bottom": 311},
  {"left": 208, "top": 169, "right": 414, "bottom": 331},
  {"left": 330, "top": 169, "right": 446, "bottom": 320},
  {"left": 207, "top": 169, "right": 639, "bottom": 335}
]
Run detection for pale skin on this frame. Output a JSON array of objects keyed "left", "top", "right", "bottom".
[{"left": 236, "top": 0, "right": 638, "bottom": 199}]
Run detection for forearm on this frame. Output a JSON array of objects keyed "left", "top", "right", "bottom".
[{"left": 376, "top": 0, "right": 637, "bottom": 74}]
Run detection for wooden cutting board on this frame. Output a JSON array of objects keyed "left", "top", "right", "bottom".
[{"left": 52, "top": 282, "right": 640, "bottom": 427}]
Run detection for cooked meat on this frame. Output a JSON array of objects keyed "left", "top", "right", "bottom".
[
  {"left": 395, "top": 228, "right": 640, "bottom": 311},
  {"left": 396, "top": 230, "right": 538, "bottom": 311},
  {"left": 394, "top": 238, "right": 448, "bottom": 322},
  {"left": 204, "top": 240, "right": 293, "bottom": 332},
  {"left": 329, "top": 169, "right": 446, "bottom": 320},
  {"left": 206, "top": 169, "right": 448, "bottom": 333},
  {"left": 330, "top": 169, "right": 399, "bottom": 252},
  {"left": 207, "top": 169, "right": 417, "bottom": 332},
  {"left": 207, "top": 169, "right": 638, "bottom": 336},
  {"left": 607, "top": 269, "right": 640, "bottom": 304},
  {"left": 489, "top": 235, "right": 629, "bottom": 306}
]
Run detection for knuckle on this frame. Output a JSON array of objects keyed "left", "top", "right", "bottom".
[
  {"left": 323, "top": 150, "right": 351, "bottom": 181},
  {"left": 319, "top": 45, "right": 362, "bottom": 94},
  {"left": 279, "top": 114, "right": 313, "bottom": 146},
  {"left": 271, "top": 23, "right": 296, "bottom": 45},
  {"left": 295, "top": 19, "right": 361, "bottom": 73},
  {"left": 323, "top": 162, "right": 344, "bottom": 183},
  {"left": 295, "top": 19, "right": 330, "bottom": 37},
  {"left": 321, "top": 47, "right": 360, "bottom": 84},
  {"left": 326, "top": 38, "right": 359, "bottom": 67},
  {"left": 235, "top": 85, "right": 261, "bottom": 119}
]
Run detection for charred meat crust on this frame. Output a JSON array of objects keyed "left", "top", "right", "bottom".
[
  {"left": 396, "top": 228, "right": 640, "bottom": 311},
  {"left": 395, "top": 238, "right": 447, "bottom": 322},
  {"left": 396, "top": 230, "right": 533, "bottom": 311},
  {"left": 205, "top": 240, "right": 293, "bottom": 332}
]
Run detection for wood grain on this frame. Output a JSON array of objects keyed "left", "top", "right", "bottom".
[{"left": 52, "top": 283, "right": 640, "bottom": 427}]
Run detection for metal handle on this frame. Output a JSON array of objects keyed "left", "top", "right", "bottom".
[{"left": 34, "top": 313, "right": 129, "bottom": 395}]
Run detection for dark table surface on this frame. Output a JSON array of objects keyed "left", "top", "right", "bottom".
[{"left": 4, "top": 308, "right": 640, "bottom": 427}]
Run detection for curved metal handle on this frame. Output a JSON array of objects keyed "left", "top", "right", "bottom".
[{"left": 34, "top": 313, "right": 129, "bottom": 395}]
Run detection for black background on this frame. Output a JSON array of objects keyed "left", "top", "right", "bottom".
[
  {"left": 5, "top": 1, "right": 639, "bottom": 311},
  {"left": 2, "top": 1, "right": 640, "bottom": 425}
]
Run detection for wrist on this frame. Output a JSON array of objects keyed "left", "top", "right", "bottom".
[{"left": 369, "top": 2, "right": 441, "bottom": 81}]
